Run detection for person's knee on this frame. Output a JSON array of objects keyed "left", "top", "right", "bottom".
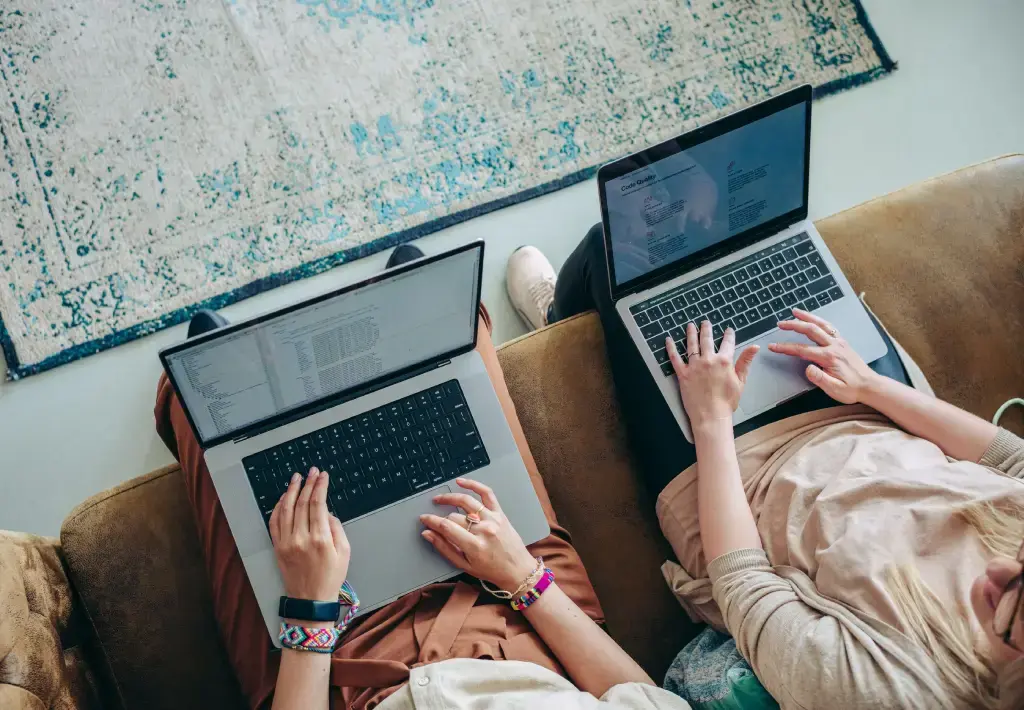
[{"left": 584, "top": 223, "right": 604, "bottom": 253}]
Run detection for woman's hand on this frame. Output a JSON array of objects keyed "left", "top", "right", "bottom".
[
  {"left": 420, "top": 478, "right": 537, "bottom": 593},
  {"left": 667, "top": 320, "right": 759, "bottom": 429},
  {"left": 270, "top": 467, "right": 351, "bottom": 602},
  {"left": 767, "top": 308, "right": 880, "bottom": 404}
]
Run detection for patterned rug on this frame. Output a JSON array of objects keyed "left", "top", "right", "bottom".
[{"left": 0, "top": 1, "right": 894, "bottom": 378}]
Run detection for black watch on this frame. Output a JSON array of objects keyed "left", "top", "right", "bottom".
[{"left": 278, "top": 596, "right": 341, "bottom": 622}]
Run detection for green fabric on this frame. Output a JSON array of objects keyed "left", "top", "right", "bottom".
[{"left": 663, "top": 628, "right": 778, "bottom": 710}]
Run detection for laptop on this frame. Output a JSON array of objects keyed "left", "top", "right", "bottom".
[
  {"left": 598, "top": 85, "right": 887, "bottom": 443},
  {"left": 159, "top": 241, "right": 550, "bottom": 645}
]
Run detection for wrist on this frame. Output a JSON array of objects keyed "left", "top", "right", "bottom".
[
  {"left": 284, "top": 618, "right": 335, "bottom": 628},
  {"left": 691, "top": 416, "right": 734, "bottom": 442},
  {"left": 285, "top": 587, "right": 342, "bottom": 603},
  {"left": 857, "top": 372, "right": 891, "bottom": 407},
  {"left": 491, "top": 553, "right": 540, "bottom": 593}
]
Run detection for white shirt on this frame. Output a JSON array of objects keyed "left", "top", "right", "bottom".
[{"left": 377, "top": 658, "right": 691, "bottom": 710}]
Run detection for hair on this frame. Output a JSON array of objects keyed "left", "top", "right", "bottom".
[{"left": 885, "top": 501, "right": 1024, "bottom": 710}]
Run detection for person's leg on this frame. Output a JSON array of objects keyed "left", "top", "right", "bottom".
[
  {"left": 155, "top": 372, "right": 280, "bottom": 710},
  {"left": 525, "top": 224, "right": 913, "bottom": 496}
]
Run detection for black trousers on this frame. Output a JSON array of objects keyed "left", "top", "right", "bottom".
[{"left": 551, "top": 224, "right": 912, "bottom": 496}]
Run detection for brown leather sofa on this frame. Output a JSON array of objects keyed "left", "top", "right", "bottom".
[{"left": 2, "top": 156, "right": 1022, "bottom": 710}]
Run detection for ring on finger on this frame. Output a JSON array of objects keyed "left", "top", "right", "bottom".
[
  {"left": 826, "top": 326, "right": 839, "bottom": 338},
  {"left": 462, "top": 513, "right": 478, "bottom": 532},
  {"left": 465, "top": 500, "right": 484, "bottom": 522}
]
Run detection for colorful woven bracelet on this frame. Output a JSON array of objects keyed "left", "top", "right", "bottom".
[
  {"left": 278, "top": 580, "right": 360, "bottom": 654},
  {"left": 279, "top": 623, "right": 341, "bottom": 653},
  {"left": 338, "top": 580, "right": 360, "bottom": 628},
  {"left": 510, "top": 568, "right": 555, "bottom": 611}
]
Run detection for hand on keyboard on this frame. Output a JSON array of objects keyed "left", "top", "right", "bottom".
[
  {"left": 666, "top": 321, "right": 759, "bottom": 430},
  {"left": 419, "top": 478, "right": 537, "bottom": 594},
  {"left": 767, "top": 308, "right": 878, "bottom": 405},
  {"left": 270, "top": 467, "right": 351, "bottom": 603}
]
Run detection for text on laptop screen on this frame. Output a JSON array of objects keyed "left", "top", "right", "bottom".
[
  {"left": 165, "top": 248, "right": 481, "bottom": 443},
  {"left": 604, "top": 102, "right": 806, "bottom": 288}
]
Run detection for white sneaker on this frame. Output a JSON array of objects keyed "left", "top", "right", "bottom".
[{"left": 506, "top": 246, "right": 556, "bottom": 331}]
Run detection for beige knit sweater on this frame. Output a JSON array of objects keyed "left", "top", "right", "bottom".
[{"left": 657, "top": 406, "right": 1024, "bottom": 710}]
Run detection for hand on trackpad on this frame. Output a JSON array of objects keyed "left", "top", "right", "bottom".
[
  {"left": 343, "top": 487, "right": 459, "bottom": 604},
  {"left": 737, "top": 330, "right": 814, "bottom": 414}
]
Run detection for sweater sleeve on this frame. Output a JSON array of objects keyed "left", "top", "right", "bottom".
[
  {"left": 597, "top": 683, "right": 692, "bottom": 709},
  {"left": 708, "top": 550, "right": 948, "bottom": 710},
  {"left": 980, "top": 429, "right": 1024, "bottom": 479}
]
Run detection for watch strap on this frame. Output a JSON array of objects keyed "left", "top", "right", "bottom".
[{"left": 278, "top": 596, "right": 342, "bottom": 622}]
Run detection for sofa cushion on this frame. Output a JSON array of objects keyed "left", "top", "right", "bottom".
[
  {"left": 60, "top": 467, "right": 245, "bottom": 710},
  {"left": 818, "top": 154, "right": 1024, "bottom": 432},
  {"left": 0, "top": 531, "right": 101, "bottom": 710}
]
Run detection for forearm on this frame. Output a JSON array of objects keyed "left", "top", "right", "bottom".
[
  {"left": 693, "top": 418, "right": 762, "bottom": 560},
  {"left": 271, "top": 622, "right": 333, "bottom": 710},
  {"left": 860, "top": 374, "right": 998, "bottom": 462},
  {"left": 523, "top": 582, "right": 654, "bottom": 697}
]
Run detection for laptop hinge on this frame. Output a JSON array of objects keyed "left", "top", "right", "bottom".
[{"left": 231, "top": 358, "right": 452, "bottom": 444}]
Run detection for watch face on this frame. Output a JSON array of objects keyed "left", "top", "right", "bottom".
[{"left": 279, "top": 596, "right": 342, "bottom": 622}]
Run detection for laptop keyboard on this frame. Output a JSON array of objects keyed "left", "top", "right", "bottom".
[
  {"left": 242, "top": 380, "right": 490, "bottom": 527},
  {"left": 628, "top": 232, "right": 845, "bottom": 377}
]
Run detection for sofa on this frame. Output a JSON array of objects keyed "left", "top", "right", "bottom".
[{"left": 2, "top": 155, "right": 1023, "bottom": 710}]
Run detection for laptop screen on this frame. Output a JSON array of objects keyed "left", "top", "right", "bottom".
[
  {"left": 162, "top": 244, "right": 482, "bottom": 447},
  {"left": 602, "top": 98, "right": 808, "bottom": 291}
]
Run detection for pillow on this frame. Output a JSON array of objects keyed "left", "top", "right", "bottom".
[{"left": 663, "top": 628, "right": 778, "bottom": 710}]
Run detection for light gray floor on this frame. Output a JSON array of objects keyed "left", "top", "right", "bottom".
[{"left": 1, "top": 0, "right": 1022, "bottom": 537}]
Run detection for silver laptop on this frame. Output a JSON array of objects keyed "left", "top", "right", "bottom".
[
  {"left": 159, "top": 241, "right": 549, "bottom": 645},
  {"left": 599, "top": 85, "right": 887, "bottom": 443}
]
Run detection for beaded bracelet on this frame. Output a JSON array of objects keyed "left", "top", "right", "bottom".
[
  {"left": 510, "top": 568, "right": 555, "bottom": 611},
  {"left": 279, "top": 580, "right": 361, "bottom": 653}
]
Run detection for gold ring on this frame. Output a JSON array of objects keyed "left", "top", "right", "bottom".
[
  {"left": 464, "top": 513, "right": 478, "bottom": 532},
  {"left": 827, "top": 327, "right": 839, "bottom": 338},
  {"left": 687, "top": 349, "right": 699, "bottom": 358}
]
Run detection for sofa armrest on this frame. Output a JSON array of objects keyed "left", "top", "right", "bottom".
[
  {"left": 818, "top": 154, "right": 1024, "bottom": 430},
  {"left": 0, "top": 531, "right": 101, "bottom": 710},
  {"left": 59, "top": 466, "right": 245, "bottom": 710}
]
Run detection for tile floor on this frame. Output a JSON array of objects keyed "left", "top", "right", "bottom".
[{"left": 1, "top": 0, "right": 1022, "bottom": 536}]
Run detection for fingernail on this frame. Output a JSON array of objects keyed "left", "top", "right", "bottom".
[
  {"left": 455, "top": 478, "right": 465, "bottom": 484},
  {"left": 793, "top": 308, "right": 804, "bottom": 314},
  {"left": 419, "top": 514, "right": 428, "bottom": 521},
  {"left": 308, "top": 468, "right": 317, "bottom": 478},
  {"left": 291, "top": 472, "right": 301, "bottom": 483}
]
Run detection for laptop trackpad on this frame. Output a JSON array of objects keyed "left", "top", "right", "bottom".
[
  {"left": 344, "top": 487, "right": 459, "bottom": 607},
  {"left": 737, "top": 330, "right": 814, "bottom": 415}
]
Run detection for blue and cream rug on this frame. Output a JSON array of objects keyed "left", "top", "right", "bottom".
[{"left": 0, "top": 0, "right": 893, "bottom": 378}]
